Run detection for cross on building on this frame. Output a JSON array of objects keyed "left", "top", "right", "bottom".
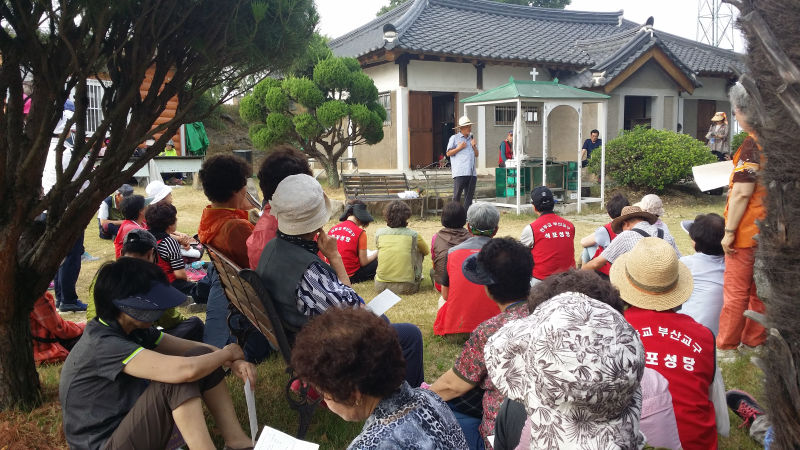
[{"left": 530, "top": 67, "right": 539, "bottom": 81}]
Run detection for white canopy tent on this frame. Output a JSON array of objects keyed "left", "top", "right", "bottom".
[{"left": 461, "top": 77, "right": 610, "bottom": 214}]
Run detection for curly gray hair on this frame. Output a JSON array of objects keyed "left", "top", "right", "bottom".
[{"left": 729, "top": 82, "right": 762, "bottom": 130}]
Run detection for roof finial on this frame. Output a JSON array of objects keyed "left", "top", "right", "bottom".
[
  {"left": 509, "top": 76, "right": 515, "bottom": 83},
  {"left": 530, "top": 67, "right": 539, "bottom": 81}
]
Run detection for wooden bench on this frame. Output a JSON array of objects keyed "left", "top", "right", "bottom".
[
  {"left": 341, "top": 173, "right": 423, "bottom": 216},
  {"left": 205, "top": 244, "right": 318, "bottom": 439}
]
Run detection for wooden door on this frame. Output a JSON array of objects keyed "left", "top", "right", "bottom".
[
  {"left": 409, "top": 91, "right": 433, "bottom": 169},
  {"left": 696, "top": 100, "right": 717, "bottom": 142}
]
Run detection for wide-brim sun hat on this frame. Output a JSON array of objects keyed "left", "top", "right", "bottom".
[
  {"left": 609, "top": 237, "right": 694, "bottom": 311},
  {"left": 454, "top": 115, "right": 474, "bottom": 128},
  {"left": 711, "top": 111, "right": 726, "bottom": 122},
  {"left": 484, "top": 292, "right": 645, "bottom": 449},
  {"left": 610, "top": 205, "right": 658, "bottom": 234},
  {"left": 145, "top": 180, "right": 173, "bottom": 205},
  {"left": 112, "top": 281, "right": 187, "bottom": 323},
  {"left": 271, "top": 174, "right": 331, "bottom": 236},
  {"left": 635, "top": 194, "right": 665, "bottom": 217}
]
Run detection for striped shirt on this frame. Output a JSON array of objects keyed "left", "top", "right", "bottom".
[
  {"left": 156, "top": 235, "right": 185, "bottom": 271},
  {"left": 601, "top": 222, "right": 680, "bottom": 263},
  {"left": 295, "top": 262, "right": 364, "bottom": 316}
]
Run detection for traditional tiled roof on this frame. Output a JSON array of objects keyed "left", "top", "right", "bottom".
[{"left": 329, "top": 0, "right": 743, "bottom": 77}]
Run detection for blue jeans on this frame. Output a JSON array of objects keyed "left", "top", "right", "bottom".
[
  {"left": 202, "top": 266, "right": 271, "bottom": 363},
  {"left": 55, "top": 232, "right": 84, "bottom": 306},
  {"left": 392, "top": 322, "right": 424, "bottom": 387},
  {"left": 448, "top": 406, "right": 485, "bottom": 450}
]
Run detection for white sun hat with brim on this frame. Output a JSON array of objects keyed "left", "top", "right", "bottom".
[
  {"left": 271, "top": 174, "right": 331, "bottom": 236},
  {"left": 454, "top": 115, "right": 474, "bottom": 128},
  {"left": 609, "top": 237, "right": 694, "bottom": 311},
  {"left": 145, "top": 180, "right": 173, "bottom": 206}
]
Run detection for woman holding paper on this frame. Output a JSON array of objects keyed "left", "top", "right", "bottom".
[{"left": 291, "top": 308, "right": 469, "bottom": 450}]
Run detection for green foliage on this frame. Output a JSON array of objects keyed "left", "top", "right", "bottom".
[
  {"left": 263, "top": 87, "right": 290, "bottom": 112},
  {"left": 313, "top": 57, "right": 355, "bottom": 93},
  {"left": 283, "top": 77, "right": 325, "bottom": 109},
  {"left": 239, "top": 55, "right": 384, "bottom": 187},
  {"left": 316, "top": 100, "right": 349, "bottom": 128},
  {"left": 588, "top": 126, "right": 716, "bottom": 192},
  {"left": 377, "top": 0, "right": 570, "bottom": 15},
  {"left": 287, "top": 33, "right": 333, "bottom": 78},
  {"left": 731, "top": 130, "right": 748, "bottom": 154}
]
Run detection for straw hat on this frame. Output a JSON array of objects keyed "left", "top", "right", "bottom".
[
  {"left": 610, "top": 205, "right": 658, "bottom": 233},
  {"left": 455, "top": 115, "right": 474, "bottom": 128},
  {"left": 271, "top": 174, "right": 331, "bottom": 236},
  {"left": 711, "top": 111, "right": 726, "bottom": 122},
  {"left": 610, "top": 237, "right": 694, "bottom": 311}
]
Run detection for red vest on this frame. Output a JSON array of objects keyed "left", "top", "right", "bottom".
[
  {"left": 530, "top": 213, "right": 576, "bottom": 280},
  {"left": 498, "top": 141, "right": 513, "bottom": 165},
  {"left": 155, "top": 238, "right": 177, "bottom": 283},
  {"left": 433, "top": 246, "right": 500, "bottom": 335},
  {"left": 328, "top": 220, "right": 363, "bottom": 277},
  {"left": 592, "top": 223, "right": 617, "bottom": 275},
  {"left": 625, "top": 307, "right": 717, "bottom": 450}
]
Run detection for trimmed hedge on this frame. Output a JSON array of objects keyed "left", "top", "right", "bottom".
[{"left": 588, "top": 126, "right": 716, "bottom": 191}]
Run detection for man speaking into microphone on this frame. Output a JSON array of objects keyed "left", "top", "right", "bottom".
[{"left": 446, "top": 115, "right": 479, "bottom": 207}]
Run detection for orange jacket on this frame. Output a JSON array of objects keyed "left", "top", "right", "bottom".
[{"left": 197, "top": 206, "right": 254, "bottom": 268}]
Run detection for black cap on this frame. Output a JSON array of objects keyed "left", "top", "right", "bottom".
[
  {"left": 461, "top": 253, "right": 496, "bottom": 285},
  {"left": 340, "top": 202, "right": 374, "bottom": 224},
  {"left": 531, "top": 186, "right": 554, "bottom": 211}
]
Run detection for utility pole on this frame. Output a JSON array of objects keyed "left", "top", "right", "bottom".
[{"left": 696, "top": 0, "right": 736, "bottom": 50}]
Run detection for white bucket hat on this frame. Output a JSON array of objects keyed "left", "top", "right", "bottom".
[
  {"left": 145, "top": 180, "right": 173, "bottom": 205},
  {"left": 635, "top": 194, "right": 665, "bottom": 217},
  {"left": 271, "top": 174, "right": 331, "bottom": 235},
  {"left": 455, "top": 115, "right": 474, "bottom": 128},
  {"left": 485, "top": 292, "right": 645, "bottom": 449}
]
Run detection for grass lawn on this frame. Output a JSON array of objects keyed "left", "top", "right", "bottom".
[{"left": 2, "top": 183, "right": 764, "bottom": 449}]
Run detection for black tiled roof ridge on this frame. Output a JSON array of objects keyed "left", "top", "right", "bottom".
[
  {"left": 328, "top": 0, "right": 414, "bottom": 46},
  {"left": 576, "top": 26, "right": 641, "bottom": 47},
  {"left": 431, "top": 0, "right": 623, "bottom": 24},
  {"left": 591, "top": 31, "right": 655, "bottom": 71},
  {"left": 619, "top": 19, "right": 743, "bottom": 58}
]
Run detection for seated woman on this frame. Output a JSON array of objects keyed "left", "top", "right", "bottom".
[
  {"left": 430, "top": 201, "right": 471, "bottom": 293},
  {"left": 485, "top": 291, "right": 647, "bottom": 449},
  {"left": 637, "top": 193, "right": 671, "bottom": 235},
  {"left": 579, "top": 192, "right": 629, "bottom": 271},
  {"left": 59, "top": 257, "right": 254, "bottom": 450},
  {"left": 31, "top": 291, "right": 85, "bottom": 365},
  {"left": 328, "top": 200, "right": 378, "bottom": 283},
  {"left": 291, "top": 307, "right": 469, "bottom": 450},
  {"left": 113, "top": 194, "right": 146, "bottom": 258},
  {"left": 374, "top": 200, "right": 429, "bottom": 295},
  {"left": 145, "top": 202, "right": 208, "bottom": 304}
]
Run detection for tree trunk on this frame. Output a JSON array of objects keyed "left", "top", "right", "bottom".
[
  {"left": 735, "top": 0, "right": 800, "bottom": 446},
  {"left": 0, "top": 299, "right": 41, "bottom": 410},
  {"left": 325, "top": 158, "right": 341, "bottom": 188}
]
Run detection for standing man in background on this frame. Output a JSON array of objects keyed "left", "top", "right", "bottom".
[
  {"left": 498, "top": 130, "right": 513, "bottom": 168},
  {"left": 581, "top": 129, "right": 602, "bottom": 168},
  {"left": 447, "top": 115, "right": 479, "bottom": 207}
]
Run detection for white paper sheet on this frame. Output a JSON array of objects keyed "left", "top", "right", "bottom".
[
  {"left": 254, "top": 425, "right": 319, "bottom": 450},
  {"left": 692, "top": 161, "right": 733, "bottom": 192},
  {"left": 244, "top": 379, "right": 258, "bottom": 444},
  {"left": 365, "top": 289, "right": 402, "bottom": 317}
]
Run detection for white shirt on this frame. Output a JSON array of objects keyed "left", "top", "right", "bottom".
[
  {"left": 678, "top": 252, "right": 725, "bottom": 336},
  {"left": 446, "top": 133, "right": 477, "bottom": 178}
]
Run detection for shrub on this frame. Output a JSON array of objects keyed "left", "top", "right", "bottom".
[
  {"left": 731, "top": 130, "right": 748, "bottom": 154},
  {"left": 588, "top": 126, "right": 715, "bottom": 192}
]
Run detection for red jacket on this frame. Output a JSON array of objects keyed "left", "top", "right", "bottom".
[
  {"left": 197, "top": 206, "right": 254, "bottom": 269},
  {"left": 529, "top": 213, "right": 576, "bottom": 280},
  {"left": 592, "top": 223, "right": 617, "bottom": 275},
  {"left": 434, "top": 238, "right": 500, "bottom": 335},
  {"left": 30, "top": 292, "right": 85, "bottom": 364},
  {"left": 625, "top": 307, "right": 717, "bottom": 450}
]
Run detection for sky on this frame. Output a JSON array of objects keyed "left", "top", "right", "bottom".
[{"left": 316, "top": 0, "right": 744, "bottom": 52}]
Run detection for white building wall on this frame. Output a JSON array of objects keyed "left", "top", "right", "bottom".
[
  {"left": 365, "top": 63, "right": 400, "bottom": 92},
  {"left": 408, "top": 60, "right": 477, "bottom": 92}
]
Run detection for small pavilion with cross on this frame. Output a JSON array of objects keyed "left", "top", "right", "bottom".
[{"left": 461, "top": 77, "right": 609, "bottom": 213}]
